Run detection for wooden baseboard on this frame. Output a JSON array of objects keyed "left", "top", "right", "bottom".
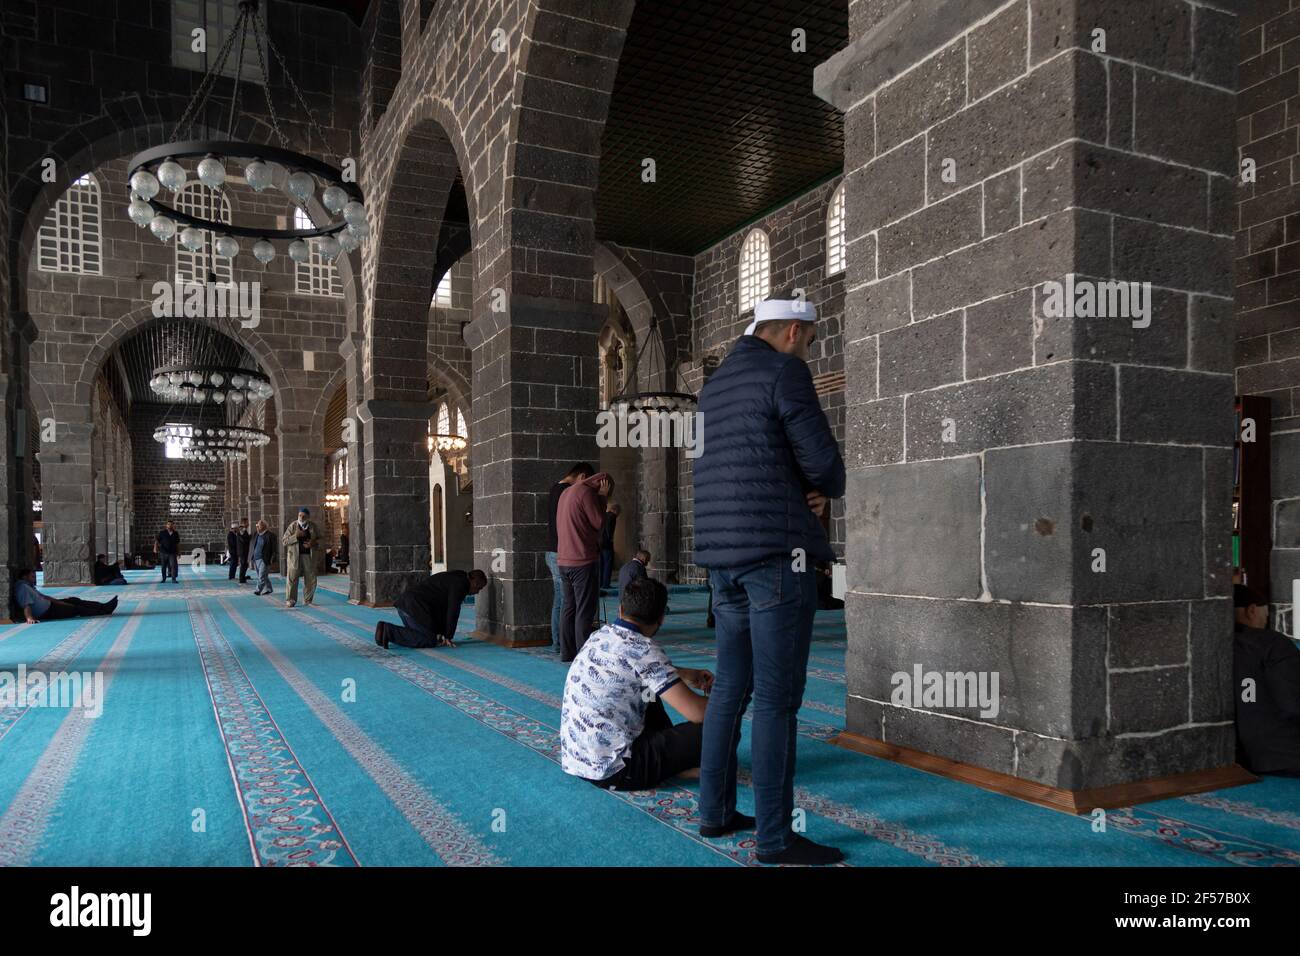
[
  {"left": 833, "top": 731, "right": 1258, "bottom": 814},
  {"left": 469, "top": 629, "right": 553, "bottom": 649}
]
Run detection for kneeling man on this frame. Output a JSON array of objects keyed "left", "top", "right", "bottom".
[
  {"left": 375, "top": 569, "right": 487, "bottom": 649},
  {"left": 561, "top": 578, "right": 743, "bottom": 805}
]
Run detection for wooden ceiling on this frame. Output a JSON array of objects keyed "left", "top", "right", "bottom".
[{"left": 596, "top": 0, "right": 847, "bottom": 254}]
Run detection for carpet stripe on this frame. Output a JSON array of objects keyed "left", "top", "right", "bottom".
[
  {"left": 1106, "top": 807, "right": 1300, "bottom": 866},
  {"left": 0, "top": 617, "right": 111, "bottom": 746},
  {"left": 187, "top": 601, "right": 358, "bottom": 867},
  {"left": 1181, "top": 794, "right": 1300, "bottom": 832},
  {"left": 211, "top": 598, "right": 505, "bottom": 867},
  {"left": 0, "top": 614, "right": 141, "bottom": 867},
  {"left": 298, "top": 612, "right": 755, "bottom": 865}
]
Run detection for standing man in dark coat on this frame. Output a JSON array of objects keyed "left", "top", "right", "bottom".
[
  {"left": 692, "top": 293, "right": 846, "bottom": 865},
  {"left": 374, "top": 569, "right": 488, "bottom": 649},
  {"left": 227, "top": 524, "right": 240, "bottom": 581},
  {"left": 236, "top": 520, "right": 252, "bottom": 583},
  {"left": 156, "top": 520, "right": 180, "bottom": 583}
]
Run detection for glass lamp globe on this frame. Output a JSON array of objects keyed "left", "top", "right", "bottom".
[
  {"left": 158, "top": 159, "right": 187, "bottom": 193},
  {"left": 342, "top": 200, "right": 366, "bottom": 226},
  {"left": 197, "top": 156, "right": 226, "bottom": 189},
  {"left": 230, "top": 373, "right": 247, "bottom": 389},
  {"left": 316, "top": 234, "right": 341, "bottom": 260},
  {"left": 347, "top": 217, "right": 371, "bottom": 241},
  {"left": 286, "top": 170, "right": 315, "bottom": 203},
  {"left": 212, "top": 390, "right": 225, "bottom": 404},
  {"left": 168, "top": 372, "right": 182, "bottom": 386},
  {"left": 230, "top": 390, "right": 246, "bottom": 404},
  {"left": 252, "top": 239, "right": 275, "bottom": 264},
  {"left": 129, "top": 170, "right": 160, "bottom": 201},
  {"left": 187, "top": 371, "right": 204, "bottom": 386},
  {"left": 149, "top": 215, "right": 176, "bottom": 243},
  {"left": 179, "top": 227, "right": 204, "bottom": 252},
  {"left": 214, "top": 235, "right": 239, "bottom": 259},
  {"left": 288, "top": 239, "right": 310, "bottom": 263},
  {"left": 322, "top": 185, "right": 348, "bottom": 214},
  {"left": 128, "top": 199, "right": 153, "bottom": 227},
  {"left": 244, "top": 160, "right": 274, "bottom": 192},
  {"left": 193, "top": 388, "right": 208, "bottom": 402},
  {"left": 337, "top": 229, "right": 360, "bottom": 253},
  {"left": 209, "top": 372, "right": 224, "bottom": 387}
]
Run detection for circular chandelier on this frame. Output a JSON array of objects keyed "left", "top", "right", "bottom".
[
  {"left": 151, "top": 365, "right": 273, "bottom": 406},
  {"left": 123, "top": 0, "right": 368, "bottom": 267},
  {"left": 325, "top": 492, "right": 350, "bottom": 509},
  {"left": 171, "top": 481, "right": 219, "bottom": 493},
  {"left": 171, "top": 505, "right": 203, "bottom": 515},
  {"left": 170, "top": 492, "right": 212, "bottom": 504},
  {"left": 608, "top": 316, "right": 697, "bottom": 415},
  {"left": 154, "top": 423, "right": 270, "bottom": 462},
  {"left": 429, "top": 433, "right": 468, "bottom": 455}
]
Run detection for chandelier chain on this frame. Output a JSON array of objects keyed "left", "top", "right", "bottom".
[
  {"left": 253, "top": 5, "right": 336, "bottom": 162},
  {"left": 171, "top": 5, "right": 247, "bottom": 141}
]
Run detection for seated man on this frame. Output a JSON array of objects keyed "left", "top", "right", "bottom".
[
  {"left": 1234, "top": 586, "right": 1300, "bottom": 776},
  {"left": 374, "top": 569, "right": 487, "bottom": 649},
  {"left": 13, "top": 569, "right": 117, "bottom": 623},
  {"left": 93, "top": 554, "right": 128, "bottom": 586},
  {"left": 617, "top": 549, "right": 651, "bottom": 592},
  {"left": 561, "top": 577, "right": 743, "bottom": 805}
]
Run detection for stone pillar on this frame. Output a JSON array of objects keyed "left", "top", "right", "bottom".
[
  {"left": 465, "top": 296, "right": 603, "bottom": 645},
  {"left": 93, "top": 475, "right": 107, "bottom": 556},
  {"left": 817, "top": 0, "right": 1242, "bottom": 800},
  {"left": 278, "top": 412, "right": 326, "bottom": 572},
  {"left": 106, "top": 491, "right": 118, "bottom": 562},
  {"left": 341, "top": 335, "right": 366, "bottom": 603},
  {"left": 356, "top": 398, "right": 434, "bottom": 604},
  {"left": 37, "top": 421, "right": 95, "bottom": 584}
]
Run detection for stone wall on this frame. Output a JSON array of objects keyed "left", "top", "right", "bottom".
[
  {"left": 130, "top": 402, "right": 225, "bottom": 555},
  {"left": 1234, "top": 1, "right": 1300, "bottom": 625}
]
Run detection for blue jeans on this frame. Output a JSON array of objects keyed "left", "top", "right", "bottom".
[
  {"left": 545, "top": 551, "right": 562, "bottom": 648},
  {"left": 254, "top": 558, "right": 272, "bottom": 594},
  {"left": 700, "top": 556, "right": 817, "bottom": 855}
]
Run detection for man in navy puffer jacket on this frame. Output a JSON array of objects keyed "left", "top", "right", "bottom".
[{"left": 693, "top": 293, "right": 846, "bottom": 865}]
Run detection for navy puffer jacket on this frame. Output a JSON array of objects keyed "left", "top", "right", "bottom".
[{"left": 693, "top": 336, "right": 846, "bottom": 569}]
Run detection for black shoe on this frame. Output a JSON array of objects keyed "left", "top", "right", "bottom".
[
  {"left": 706, "top": 616, "right": 716, "bottom": 628},
  {"left": 756, "top": 835, "right": 844, "bottom": 866},
  {"left": 103, "top": 596, "right": 119, "bottom": 616},
  {"left": 699, "top": 812, "right": 756, "bottom": 838},
  {"left": 374, "top": 622, "right": 389, "bottom": 650}
]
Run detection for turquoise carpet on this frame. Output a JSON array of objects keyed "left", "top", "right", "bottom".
[{"left": 1, "top": 567, "right": 1297, "bottom": 866}]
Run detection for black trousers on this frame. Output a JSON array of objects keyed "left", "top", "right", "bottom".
[
  {"left": 386, "top": 604, "right": 446, "bottom": 648},
  {"left": 559, "top": 561, "right": 599, "bottom": 662},
  {"left": 41, "top": 597, "right": 115, "bottom": 620},
  {"left": 595, "top": 699, "right": 704, "bottom": 791}
]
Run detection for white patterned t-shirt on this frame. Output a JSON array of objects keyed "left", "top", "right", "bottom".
[{"left": 561, "top": 620, "right": 680, "bottom": 781}]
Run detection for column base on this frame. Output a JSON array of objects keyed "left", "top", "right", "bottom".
[{"left": 833, "top": 731, "right": 1258, "bottom": 814}]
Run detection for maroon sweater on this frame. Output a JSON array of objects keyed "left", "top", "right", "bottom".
[{"left": 557, "top": 473, "right": 610, "bottom": 567}]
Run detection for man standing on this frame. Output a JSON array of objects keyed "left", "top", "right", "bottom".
[
  {"left": 693, "top": 293, "right": 846, "bottom": 865},
  {"left": 227, "top": 524, "right": 240, "bottom": 581},
  {"left": 282, "top": 507, "right": 321, "bottom": 608},
  {"left": 557, "top": 471, "right": 614, "bottom": 662},
  {"left": 156, "top": 520, "right": 180, "bottom": 583},
  {"left": 545, "top": 463, "right": 595, "bottom": 650},
  {"left": 251, "top": 519, "right": 275, "bottom": 596},
  {"left": 599, "top": 502, "right": 620, "bottom": 589},
  {"left": 237, "top": 520, "right": 252, "bottom": 584},
  {"left": 374, "top": 569, "right": 487, "bottom": 649}
]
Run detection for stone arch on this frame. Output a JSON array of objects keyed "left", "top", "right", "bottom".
[
  {"left": 506, "top": 1, "right": 636, "bottom": 296},
  {"left": 309, "top": 362, "right": 351, "bottom": 455},
  {"left": 592, "top": 241, "right": 687, "bottom": 376},
  {"left": 363, "top": 108, "right": 473, "bottom": 402}
]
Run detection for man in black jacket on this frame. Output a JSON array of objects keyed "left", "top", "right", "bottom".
[
  {"left": 227, "top": 524, "right": 240, "bottom": 581},
  {"left": 1234, "top": 586, "right": 1300, "bottom": 775},
  {"left": 374, "top": 569, "right": 488, "bottom": 650},
  {"left": 236, "top": 520, "right": 252, "bottom": 584},
  {"left": 693, "top": 291, "right": 847, "bottom": 865},
  {"left": 156, "top": 520, "right": 180, "bottom": 582}
]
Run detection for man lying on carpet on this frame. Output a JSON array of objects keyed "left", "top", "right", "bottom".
[
  {"left": 12, "top": 569, "right": 118, "bottom": 623},
  {"left": 1234, "top": 586, "right": 1300, "bottom": 777},
  {"left": 93, "top": 554, "right": 128, "bottom": 586},
  {"left": 373, "top": 569, "right": 488, "bottom": 649},
  {"left": 560, "top": 577, "right": 754, "bottom": 830}
]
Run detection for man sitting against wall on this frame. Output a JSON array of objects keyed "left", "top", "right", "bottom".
[
  {"left": 12, "top": 569, "right": 118, "bottom": 623},
  {"left": 1234, "top": 586, "right": 1300, "bottom": 777},
  {"left": 93, "top": 554, "right": 128, "bottom": 586}
]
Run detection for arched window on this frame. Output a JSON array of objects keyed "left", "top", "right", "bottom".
[
  {"left": 432, "top": 484, "right": 445, "bottom": 564},
  {"left": 432, "top": 272, "right": 452, "bottom": 308},
  {"left": 174, "top": 183, "right": 232, "bottom": 284},
  {"left": 38, "top": 174, "right": 102, "bottom": 275},
  {"left": 827, "top": 182, "right": 846, "bottom": 276},
  {"left": 598, "top": 322, "right": 630, "bottom": 409},
  {"left": 294, "top": 207, "right": 343, "bottom": 297},
  {"left": 738, "top": 229, "right": 770, "bottom": 315},
  {"left": 456, "top": 408, "right": 468, "bottom": 441}
]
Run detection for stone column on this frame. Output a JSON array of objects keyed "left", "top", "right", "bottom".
[
  {"left": 106, "top": 491, "right": 118, "bottom": 562},
  {"left": 356, "top": 397, "right": 434, "bottom": 604},
  {"left": 93, "top": 474, "right": 107, "bottom": 556},
  {"left": 817, "top": 0, "right": 1242, "bottom": 800},
  {"left": 341, "top": 335, "right": 366, "bottom": 603},
  {"left": 38, "top": 421, "right": 95, "bottom": 584},
  {"left": 278, "top": 411, "right": 326, "bottom": 572},
  {"left": 465, "top": 296, "right": 603, "bottom": 645}
]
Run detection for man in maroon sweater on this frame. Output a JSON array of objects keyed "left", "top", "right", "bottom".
[{"left": 557, "top": 471, "right": 614, "bottom": 662}]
